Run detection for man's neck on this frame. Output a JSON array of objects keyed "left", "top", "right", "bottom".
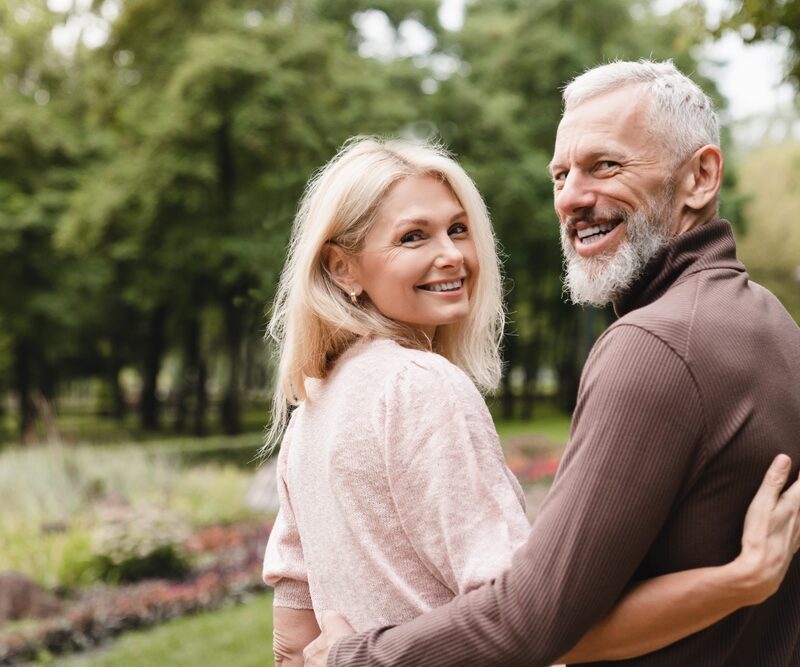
[{"left": 670, "top": 205, "right": 717, "bottom": 237}]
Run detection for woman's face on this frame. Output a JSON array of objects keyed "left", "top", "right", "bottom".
[{"left": 352, "top": 175, "right": 479, "bottom": 338}]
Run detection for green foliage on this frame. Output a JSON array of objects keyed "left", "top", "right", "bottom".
[
  {"left": 0, "top": 443, "right": 257, "bottom": 587},
  {"left": 0, "top": 0, "right": 745, "bottom": 432},
  {"left": 89, "top": 506, "right": 191, "bottom": 584},
  {"left": 0, "top": 444, "right": 177, "bottom": 523},
  {"left": 170, "top": 464, "right": 258, "bottom": 526},
  {"left": 57, "top": 530, "right": 98, "bottom": 589},
  {"left": 734, "top": 142, "right": 800, "bottom": 323}
]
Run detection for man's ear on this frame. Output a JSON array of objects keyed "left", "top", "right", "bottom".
[
  {"left": 322, "top": 244, "right": 362, "bottom": 296},
  {"left": 680, "top": 144, "right": 723, "bottom": 211}
]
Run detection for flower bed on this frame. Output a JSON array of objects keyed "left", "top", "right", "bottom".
[
  {"left": 0, "top": 521, "right": 271, "bottom": 665},
  {"left": 506, "top": 455, "right": 561, "bottom": 482}
]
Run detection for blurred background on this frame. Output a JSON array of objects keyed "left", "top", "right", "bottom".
[{"left": 0, "top": 0, "right": 798, "bottom": 664}]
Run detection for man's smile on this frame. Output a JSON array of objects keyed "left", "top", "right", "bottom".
[
  {"left": 568, "top": 215, "right": 627, "bottom": 257},
  {"left": 576, "top": 220, "right": 622, "bottom": 245}
]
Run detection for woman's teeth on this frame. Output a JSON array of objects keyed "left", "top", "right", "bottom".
[
  {"left": 420, "top": 279, "right": 463, "bottom": 292},
  {"left": 577, "top": 222, "right": 619, "bottom": 245}
]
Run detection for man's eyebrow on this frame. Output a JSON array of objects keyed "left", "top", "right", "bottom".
[{"left": 547, "top": 150, "right": 626, "bottom": 176}]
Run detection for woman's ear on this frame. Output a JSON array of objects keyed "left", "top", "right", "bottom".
[
  {"left": 322, "top": 244, "right": 362, "bottom": 296},
  {"left": 680, "top": 144, "right": 723, "bottom": 211}
]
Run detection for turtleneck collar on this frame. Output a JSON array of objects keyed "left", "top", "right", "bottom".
[{"left": 613, "top": 219, "right": 746, "bottom": 318}]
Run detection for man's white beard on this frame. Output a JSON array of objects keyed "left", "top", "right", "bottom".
[{"left": 560, "top": 195, "right": 671, "bottom": 307}]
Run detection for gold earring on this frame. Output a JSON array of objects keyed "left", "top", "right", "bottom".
[{"left": 349, "top": 289, "right": 358, "bottom": 304}]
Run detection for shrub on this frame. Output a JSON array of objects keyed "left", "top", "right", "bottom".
[
  {"left": 90, "top": 506, "right": 191, "bottom": 584},
  {"left": 0, "top": 443, "right": 259, "bottom": 588}
]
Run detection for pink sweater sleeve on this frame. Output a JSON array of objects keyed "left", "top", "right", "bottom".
[
  {"left": 382, "top": 358, "right": 529, "bottom": 594},
  {"left": 263, "top": 419, "right": 313, "bottom": 610}
]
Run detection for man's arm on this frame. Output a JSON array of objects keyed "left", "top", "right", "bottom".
[
  {"left": 327, "top": 326, "right": 707, "bottom": 666},
  {"left": 560, "top": 453, "right": 800, "bottom": 662},
  {"left": 307, "top": 453, "right": 800, "bottom": 666}
]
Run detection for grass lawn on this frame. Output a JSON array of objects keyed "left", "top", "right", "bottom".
[
  {"left": 55, "top": 593, "right": 275, "bottom": 667},
  {"left": 496, "top": 411, "right": 571, "bottom": 446}
]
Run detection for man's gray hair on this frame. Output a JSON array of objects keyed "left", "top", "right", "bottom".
[{"left": 563, "top": 60, "right": 720, "bottom": 163}]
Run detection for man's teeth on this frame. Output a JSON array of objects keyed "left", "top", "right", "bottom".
[
  {"left": 422, "top": 279, "right": 463, "bottom": 292},
  {"left": 577, "top": 222, "right": 619, "bottom": 244}
]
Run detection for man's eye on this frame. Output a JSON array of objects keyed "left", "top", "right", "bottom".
[
  {"left": 400, "top": 231, "right": 424, "bottom": 244},
  {"left": 551, "top": 171, "right": 567, "bottom": 185},
  {"left": 595, "top": 160, "right": 619, "bottom": 172},
  {"left": 449, "top": 223, "right": 468, "bottom": 236}
]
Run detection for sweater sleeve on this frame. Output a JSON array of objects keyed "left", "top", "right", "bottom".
[
  {"left": 382, "top": 358, "right": 530, "bottom": 595},
  {"left": 330, "top": 325, "right": 707, "bottom": 666},
  {"left": 263, "top": 418, "right": 314, "bottom": 610}
]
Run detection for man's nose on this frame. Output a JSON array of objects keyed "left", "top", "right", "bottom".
[{"left": 555, "top": 171, "right": 597, "bottom": 219}]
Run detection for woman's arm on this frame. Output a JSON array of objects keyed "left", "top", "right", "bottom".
[
  {"left": 274, "top": 607, "right": 320, "bottom": 667},
  {"left": 561, "top": 454, "right": 800, "bottom": 663}
]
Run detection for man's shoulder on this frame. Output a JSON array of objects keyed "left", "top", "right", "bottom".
[
  {"left": 610, "top": 277, "right": 699, "bottom": 354},
  {"left": 609, "top": 266, "right": 799, "bottom": 371}
]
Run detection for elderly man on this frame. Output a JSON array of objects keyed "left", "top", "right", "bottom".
[{"left": 304, "top": 61, "right": 800, "bottom": 666}]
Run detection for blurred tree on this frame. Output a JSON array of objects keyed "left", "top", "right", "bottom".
[
  {"left": 57, "top": 0, "right": 428, "bottom": 433},
  {"left": 720, "top": 0, "right": 800, "bottom": 83},
  {"left": 0, "top": 0, "right": 747, "bottom": 441},
  {"left": 0, "top": 0, "right": 99, "bottom": 442},
  {"left": 734, "top": 142, "right": 800, "bottom": 322}
]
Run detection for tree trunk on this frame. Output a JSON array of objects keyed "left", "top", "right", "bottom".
[
  {"left": 110, "top": 352, "right": 126, "bottom": 422},
  {"left": 520, "top": 337, "right": 541, "bottom": 421},
  {"left": 194, "top": 355, "right": 208, "bottom": 437},
  {"left": 556, "top": 310, "right": 582, "bottom": 414},
  {"left": 215, "top": 116, "right": 241, "bottom": 435},
  {"left": 13, "top": 339, "right": 36, "bottom": 445},
  {"left": 500, "top": 332, "right": 517, "bottom": 420},
  {"left": 140, "top": 305, "right": 167, "bottom": 431},
  {"left": 174, "top": 316, "right": 207, "bottom": 435},
  {"left": 220, "top": 300, "right": 242, "bottom": 435}
]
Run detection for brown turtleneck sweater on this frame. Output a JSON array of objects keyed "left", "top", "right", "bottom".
[{"left": 329, "top": 220, "right": 800, "bottom": 666}]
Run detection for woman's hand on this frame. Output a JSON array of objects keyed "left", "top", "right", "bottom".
[{"left": 730, "top": 454, "right": 800, "bottom": 605}]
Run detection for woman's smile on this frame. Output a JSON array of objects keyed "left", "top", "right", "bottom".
[{"left": 416, "top": 278, "right": 466, "bottom": 293}]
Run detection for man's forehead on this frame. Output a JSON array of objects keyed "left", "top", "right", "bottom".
[
  {"left": 560, "top": 86, "right": 650, "bottom": 129},
  {"left": 552, "top": 89, "right": 653, "bottom": 160}
]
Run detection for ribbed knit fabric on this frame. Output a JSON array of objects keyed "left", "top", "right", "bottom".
[
  {"left": 330, "top": 219, "right": 800, "bottom": 666},
  {"left": 263, "top": 337, "right": 530, "bottom": 632}
]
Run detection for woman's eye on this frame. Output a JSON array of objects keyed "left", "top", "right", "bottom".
[
  {"left": 400, "top": 231, "right": 424, "bottom": 244},
  {"left": 449, "top": 223, "right": 468, "bottom": 236}
]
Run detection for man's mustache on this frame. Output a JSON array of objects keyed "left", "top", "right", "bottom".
[{"left": 564, "top": 208, "right": 628, "bottom": 231}]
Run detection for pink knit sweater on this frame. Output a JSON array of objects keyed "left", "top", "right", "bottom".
[{"left": 263, "top": 337, "right": 530, "bottom": 632}]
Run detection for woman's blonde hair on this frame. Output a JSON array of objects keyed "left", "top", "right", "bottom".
[{"left": 261, "top": 136, "right": 505, "bottom": 455}]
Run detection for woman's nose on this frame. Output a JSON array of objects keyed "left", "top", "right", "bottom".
[{"left": 433, "top": 236, "right": 464, "bottom": 268}]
